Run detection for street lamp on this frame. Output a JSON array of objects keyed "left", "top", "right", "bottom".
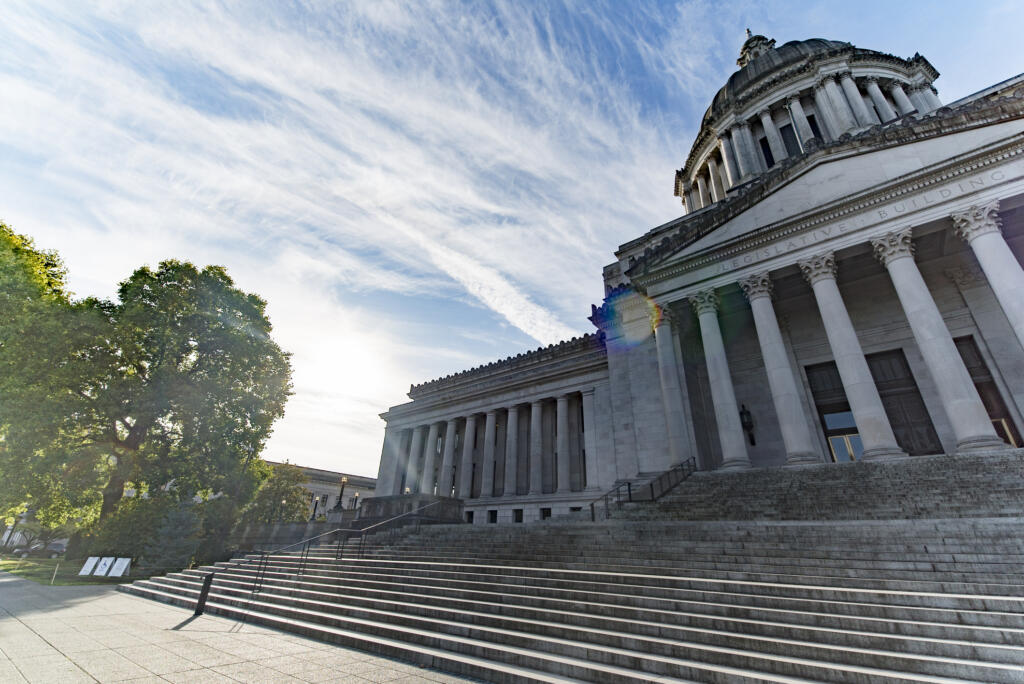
[
  {"left": 333, "top": 476, "right": 348, "bottom": 510},
  {"left": 352, "top": 492, "right": 359, "bottom": 509}
]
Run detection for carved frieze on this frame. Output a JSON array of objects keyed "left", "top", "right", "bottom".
[
  {"left": 871, "top": 228, "right": 915, "bottom": 266},
  {"left": 798, "top": 252, "right": 837, "bottom": 285},
  {"left": 738, "top": 272, "right": 774, "bottom": 300},
  {"left": 951, "top": 199, "right": 1002, "bottom": 244}
]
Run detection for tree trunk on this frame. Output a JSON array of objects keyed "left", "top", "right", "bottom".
[{"left": 100, "top": 472, "right": 126, "bottom": 520}]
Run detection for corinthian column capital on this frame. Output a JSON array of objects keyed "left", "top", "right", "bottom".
[
  {"left": 952, "top": 200, "right": 1002, "bottom": 244},
  {"left": 871, "top": 228, "right": 915, "bottom": 266},
  {"left": 690, "top": 289, "right": 719, "bottom": 315},
  {"left": 798, "top": 251, "right": 837, "bottom": 285},
  {"left": 738, "top": 272, "right": 774, "bottom": 301}
]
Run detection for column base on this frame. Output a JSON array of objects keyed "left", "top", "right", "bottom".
[
  {"left": 718, "top": 458, "right": 751, "bottom": 470},
  {"left": 785, "top": 452, "right": 823, "bottom": 466},
  {"left": 956, "top": 435, "right": 1012, "bottom": 452},
  {"left": 861, "top": 446, "right": 907, "bottom": 461}
]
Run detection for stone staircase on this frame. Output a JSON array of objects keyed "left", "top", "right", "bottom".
[
  {"left": 619, "top": 449, "right": 1024, "bottom": 521},
  {"left": 120, "top": 510, "right": 1024, "bottom": 683}
]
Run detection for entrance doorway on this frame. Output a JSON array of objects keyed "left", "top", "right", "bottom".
[
  {"left": 955, "top": 336, "right": 1022, "bottom": 446},
  {"left": 805, "top": 348, "right": 942, "bottom": 460}
]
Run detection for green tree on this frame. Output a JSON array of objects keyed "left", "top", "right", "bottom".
[
  {"left": 239, "top": 463, "right": 310, "bottom": 524},
  {"left": 0, "top": 228, "right": 292, "bottom": 524}
]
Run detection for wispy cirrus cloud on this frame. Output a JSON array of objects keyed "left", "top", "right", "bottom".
[{"left": 2, "top": 1, "right": 1017, "bottom": 473}]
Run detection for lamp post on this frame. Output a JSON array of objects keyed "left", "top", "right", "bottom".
[
  {"left": 352, "top": 492, "right": 359, "bottom": 509},
  {"left": 332, "top": 476, "right": 348, "bottom": 511}
]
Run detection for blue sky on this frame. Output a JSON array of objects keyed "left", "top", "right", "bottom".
[{"left": 2, "top": 1, "right": 1022, "bottom": 475}]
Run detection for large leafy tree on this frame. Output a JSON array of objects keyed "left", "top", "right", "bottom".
[
  {"left": 239, "top": 463, "right": 310, "bottom": 525},
  {"left": 0, "top": 227, "right": 292, "bottom": 523}
]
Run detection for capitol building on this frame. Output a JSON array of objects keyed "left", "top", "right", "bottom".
[{"left": 373, "top": 33, "right": 1024, "bottom": 524}]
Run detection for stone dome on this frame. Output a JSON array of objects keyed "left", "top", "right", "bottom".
[{"left": 703, "top": 38, "right": 851, "bottom": 127}]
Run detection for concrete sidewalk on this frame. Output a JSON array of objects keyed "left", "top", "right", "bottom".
[{"left": 0, "top": 571, "right": 477, "bottom": 683}]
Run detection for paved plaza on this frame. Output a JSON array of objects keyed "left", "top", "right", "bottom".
[{"left": 0, "top": 572, "right": 476, "bottom": 684}]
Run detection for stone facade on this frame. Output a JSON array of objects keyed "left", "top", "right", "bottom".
[
  {"left": 265, "top": 461, "right": 376, "bottom": 519},
  {"left": 375, "top": 35, "right": 1024, "bottom": 524}
]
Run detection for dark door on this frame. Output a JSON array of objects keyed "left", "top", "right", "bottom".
[
  {"left": 955, "top": 336, "right": 1022, "bottom": 446},
  {"left": 866, "top": 349, "right": 942, "bottom": 456},
  {"left": 805, "top": 361, "right": 863, "bottom": 462}
]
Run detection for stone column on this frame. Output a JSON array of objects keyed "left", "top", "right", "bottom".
[
  {"left": 953, "top": 200, "right": 1024, "bottom": 353},
  {"left": 822, "top": 74, "right": 856, "bottom": 134},
  {"left": 907, "top": 85, "right": 931, "bottom": 114},
  {"left": 737, "top": 121, "right": 763, "bottom": 173},
  {"left": 419, "top": 422, "right": 440, "bottom": 494},
  {"left": 707, "top": 157, "right": 725, "bottom": 201},
  {"left": 480, "top": 410, "right": 497, "bottom": 498},
  {"left": 838, "top": 72, "right": 872, "bottom": 126},
  {"left": 655, "top": 310, "right": 688, "bottom": 466},
  {"left": 758, "top": 109, "right": 787, "bottom": 163},
  {"left": 739, "top": 273, "right": 821, "bottom": 464},
  {"left": 406, "top": 425, "right": 426, "bottom": 493},
  {"left": 889, "top": 82, "right": 916, "bottom": 115},
  {"left": 458, "top": 415, "right": 477, "bottom": 498},
  {"left": 696, "top": 174, "right": 711, "bottom": 208},
  {"left": 683, "top": 182, "right": 699, "bottom": 213},
  {"left": 923, "top": 86, "right": 942, "bottom": 111},
  {"left": 786, "top": 94, "right": 815, "bottom": 146},
  {"left": 503, "top": 405, "right": 519, "bottom": 496},
  {"left": 717, "top": 134, "right": 739, "bottom": 188},
  {"left": 581, "top": 389, "right": 600, "bottom": 489},
  {"left": 872, "top": 229, "right": 1005, "bottom": 451},
  {"left": 529, "top": 400, "right": 544, "bottom": 494},
  {"left": 860, "top": 93, "right": 880, "bottom": 125},
  {"left": 812, "top": 83, "right": 838, "bottom": 140},
  {"left": 798, "top": 252, "right": 905, "bottom": 460},
  {"left": 865, "top": 77, "right": 897, "bottom": 122},
  {"left": 730, "top": 124, "right": 756, "bottom": 179},
  {"left": 691, "top": 289, "right": 751, "bottom": 469},
  {"left": 438, "top": 420, "right": 458, "bottom": 497},
  {"left": 377, "top": 428, "right": 404, "bottom": 495},
  {"left": 555, "top": 395, "right": 571, "bottom": 492}
]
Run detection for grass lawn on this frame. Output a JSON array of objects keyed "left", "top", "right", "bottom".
[{"left": 0, "top": 555, "right": 134, "bottom": 586}]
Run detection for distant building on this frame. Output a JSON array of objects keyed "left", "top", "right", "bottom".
[
  {"left": 265, "top": 461, "right": 376, "bottom": 519},
  {"left": 375, "top": 33, "right": 1024, "bottom": 524}
]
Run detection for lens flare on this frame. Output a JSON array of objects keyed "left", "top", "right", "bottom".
[{"left": 600, "top": 289, "right": 661, "bottom": 351}]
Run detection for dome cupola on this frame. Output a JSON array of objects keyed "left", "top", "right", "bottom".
[{"left": 674, "top": 33, "right": 941, "bottom": 213}]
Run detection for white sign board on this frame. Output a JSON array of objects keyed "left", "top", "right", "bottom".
[
  {"left": 108, "top": 558, "right": 131, "bottom": 578},
  {"left": 93, "top": 557, "right": 115, "bottom": 576},
  {"left": 79, "top": 557, "right": 99, "bottom": 576}
]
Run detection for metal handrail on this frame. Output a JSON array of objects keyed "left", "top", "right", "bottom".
[
  {"left": 195, "top": 498, "right": 449, "bottom": 615},
  {"left": 588, "top": 457, "right": 698, "bottom": 521}
]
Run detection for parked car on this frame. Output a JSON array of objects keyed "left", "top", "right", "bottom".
[{"left": 14, "top": 542, "right": 65, "bottom": 559}]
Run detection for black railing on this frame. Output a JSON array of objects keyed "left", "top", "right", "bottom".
[
  {"left": 194, "top": 499, "right": 447, "bottom": 616},
  {"left": 589, "top": 481, "right": 634, "bottom": 522},
  {"left": 646, "top": 457, "right": 697, "bottom": 501},
  {"left": 588, "top": 457, "right": 698, "bottom": 522}
]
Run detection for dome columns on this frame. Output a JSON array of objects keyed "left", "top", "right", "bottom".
[
  {"left": 757, "top": 108, "right": 788, "bottom": 164},
  {"left": 696, "top": 174, "right": 711, "bottom": 207},
  {"left": 786, "top": 95, "right": 816, "bottom": 148},
  {"left": 821, "top": 74, "right": 858, "bottom": 134},
  {"left": 838, "top": 72, "right": 874, "bottom": 127},
  {"left": 707, "top": 156, "right": 726, "bottom": 201},
  {"left": 889, "top": 82, "right": 916, "bottom": 116},
  {"left": 864, "top": 77, "right": 898, "bottom": 122},
  {"left": 717, "top": 134, "right": 739, "bottom": 188}
]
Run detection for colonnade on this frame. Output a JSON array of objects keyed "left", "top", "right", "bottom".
[
  {"left": 684, "top": 74, "right": 941, "bottom": 214},
  {"left": 381, "top": 390, "right": 600, "bottom": 501},
  {"left": 662, "top": 200, "right": 1018, "bottom": 467}
]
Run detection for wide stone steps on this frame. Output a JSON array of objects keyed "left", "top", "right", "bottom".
[
  {"left": 191, "top": 560, "right": 1024, "bottom": 630},
  {"left": 171, "top": 565, "right": 1024, "bottom": 646},
  {"left": 124, "top": 567, "right": 1021, "bottom": 683},
  {"left": 343, "top": 546, "right": 1024, "bottom": 583},
  {"left": 152, "top": 567, "right": 1024, "bottom": 663}
]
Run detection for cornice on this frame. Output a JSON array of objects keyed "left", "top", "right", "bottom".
[
  {"left": 635, "top": 90, "right": 1024, "bottom": 285},
  {"left": 406, "top": 332, "right": 607, "bottom": 400}
]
